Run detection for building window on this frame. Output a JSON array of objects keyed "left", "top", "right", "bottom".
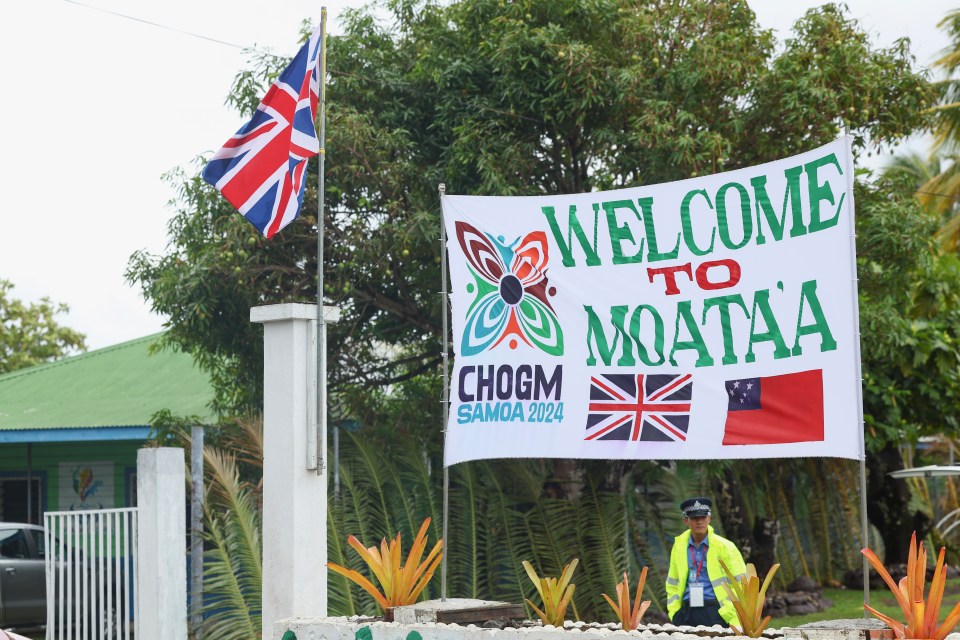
[{"left": 0, "top": 477, "right": 43, "bottom": 524}]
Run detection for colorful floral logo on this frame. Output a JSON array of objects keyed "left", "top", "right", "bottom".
[
  {"left": 72, "top": 465, "right": 103, "bottom": 503},
  {"left": 455, "top": 221, "right": 564, "bottom": 356}
]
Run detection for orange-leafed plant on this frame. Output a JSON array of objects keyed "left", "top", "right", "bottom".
[
  {"left": 522, "top": 558, "right": 579, "bottom": 626},
  {"left": 719, "top": 560, "right": 780, "bottom": 638},
  {"left": 327, "top": 517, "right": 443, "bottom": 610},
  {"left": 862, "top": 531, "right": 960, "bottom": 640},
  {"left": 601, "top": 567, "right": 651, "bottom": 630}
]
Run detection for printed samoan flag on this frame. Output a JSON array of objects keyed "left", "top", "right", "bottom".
[
  {"left": 722, "top": 369, "right": 824, "bottom": 445},
  {"left": 585, "top": 373, "right": 692, "bottom": 442},
  {"left": 202, "top": 27, "right": 323, "bottom": 238}
]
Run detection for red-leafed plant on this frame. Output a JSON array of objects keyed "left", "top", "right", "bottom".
[
  {"left": 328, "top": 518, "right": 443, "bottom": 610},
  {"left": 862, "top": 531, "right": 960, "bottom": 640},
  {"left": 601, "top": 567, "right": 651, "bottom": 631}
]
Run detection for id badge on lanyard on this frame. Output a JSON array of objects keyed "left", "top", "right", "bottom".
[
  {"left": 689, "top": 584, "right": 705, "bottom": 607},
  {"left": 689, "top": 546, "right": 705, "bottom": 607}
]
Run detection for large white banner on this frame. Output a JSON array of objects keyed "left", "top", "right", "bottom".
[{"left": 442, "top": 138, "right": 863, "bottom": 466}]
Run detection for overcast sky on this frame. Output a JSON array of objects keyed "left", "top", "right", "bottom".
[{"left": 0, "top": 0, "right": 954, "bottom": 350}]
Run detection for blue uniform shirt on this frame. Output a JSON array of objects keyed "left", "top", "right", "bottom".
[{"left": 684, "top": 536, "right": 717, "bottom": 602}]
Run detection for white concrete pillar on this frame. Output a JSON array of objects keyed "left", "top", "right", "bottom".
[
  {"left": 251, "top": 303, "right": 339, "bottom": 640},
  {"left": 137, "top": 447, "right": 187, "bottom": 640}
]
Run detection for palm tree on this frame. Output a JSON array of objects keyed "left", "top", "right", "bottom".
[
  {"left": 885, "top": 151, "right": 945, "bottom": 196},
  {"left": 916, "top": 9, "right": 960, "bottom": 249},
  {"left": 883, "top": 152, "right": 960, "bottom": 243},
  {"left": 932, "top": 10, "right": 960, "bottom": 155}
]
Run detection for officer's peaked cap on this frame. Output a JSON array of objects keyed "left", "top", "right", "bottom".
[{"left": 681, "top": 497, "right": 712, "bottom": 518}]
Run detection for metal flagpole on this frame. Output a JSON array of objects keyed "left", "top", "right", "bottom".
[
  {"left": 316, "top": 7, "right": 328, "bottom": 475},
  {"left": 840, "top": 128, "right": 870, "bottom": 611},
  {"left": 439, "top": 183, "right": 450, "bottom": 601},
  {"left": 190, "top": 425, "right": 205, "bottom": 633}
]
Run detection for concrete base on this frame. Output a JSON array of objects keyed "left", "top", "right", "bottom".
[
  {"left": 783, "top": 618, "right": 889, "bottom": 640},
  {"left": 393, "top": 599, "right": 524, "bottom": 625},
  {"left": 274, "top": 616, "right": 782, "bottom": 640},
  {"left": 274, "top": 613, "right": 960, "bottom": 640},
  {"left": 783, "top": 618, "right": 960, "bottom": 640}
]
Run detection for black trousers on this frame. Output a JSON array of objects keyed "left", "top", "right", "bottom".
[{"left": 672, "top": 599, "right": 725, "bottom": 627}]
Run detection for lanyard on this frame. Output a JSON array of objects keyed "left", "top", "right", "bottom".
[{"left": 689, "top": 543, "right": 706, "bottom": 582}]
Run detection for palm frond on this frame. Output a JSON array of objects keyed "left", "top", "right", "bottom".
[
  {"left": 526, "top": 496, "right": 581, "bottom": 619},
  {"left": 334, "top": 461, "right": 387, "bottom": 614},
  {"left": 575, "top": 475, "right": 628, "bottom": 619},
  {"left": 204, "top": 448, "right": 263, "bottom": 591},
  {"left": 481, "top": 461, "right": 534, "bottom": 603},
  {"left": 342, "top": 431, "right": 396, "bottom": 538},
  {"left": 328, "top": 497, "right": 357, "bottom": 616},
  {"left": 201, "top": 513, "right": 260, "bottom": 640},
  {"left": 448, "top": 462, "right": 483, "bottom": 599},
  {"left": 200, "top": 449, "right": 262, "bottom": 640}
]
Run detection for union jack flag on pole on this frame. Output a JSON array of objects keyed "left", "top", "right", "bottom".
[{"left": 203, "top": 27, "right": 323, "bottom": 238}]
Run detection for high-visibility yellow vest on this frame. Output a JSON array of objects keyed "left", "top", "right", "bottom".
[{"left": 665, "top": 525, "right": 747, "bottom": 625}]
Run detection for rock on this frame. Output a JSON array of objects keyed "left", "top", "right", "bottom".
[
  {"left": 786, "top": 603, "right": 820, "bottom": 616},
  {"left": 786, "top": 576, "right": 819, "bottom": 593},
  {"left": 765, "top": 589, "right": 830, "bottom": 618},
  {"left": 482, "top": 618, "right": 517, "bottom": 629},
  {"left": 643, "top": 610, "right": 670, "bottom": 625},
  {"left": 842, "top": 568, "right": 883, "bottom": 590},
  {"left": 783, "top": 593, "right": 813, "bottom": 606},
  {"left": 886, "top": 563, "right": 908, "bottom": 584}
]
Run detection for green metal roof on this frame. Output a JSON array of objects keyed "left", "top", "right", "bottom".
[{"left": 0, "top": 333, "right": 215, "bottom": 431}]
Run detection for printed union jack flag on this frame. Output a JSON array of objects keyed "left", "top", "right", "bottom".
[
  {"left": 585, "top": 373, "right": 693, "bottom": 442},
  {"left": 202, "top": 27, "right": 323, "bottom": 238}
]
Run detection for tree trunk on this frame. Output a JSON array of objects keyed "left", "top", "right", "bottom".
[
  {"left": 751, "top": 517, "right": 781, "bottom": 581},
  {"left": 714, "top": 467, "right": 755, "bottom": 562},
  {"left": 867, "top": 445, "right": 932, "bottom": 563}
]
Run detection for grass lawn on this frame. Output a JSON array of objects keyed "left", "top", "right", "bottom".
[
  {"left": 771, "top": 585, "right": 960, "bottom": 630},
  {"left": 771, "top": 587, "right": 869, "bottom": 628}
]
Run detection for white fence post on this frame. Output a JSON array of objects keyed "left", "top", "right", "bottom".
[
  {"left": 251, "top": 303, "right": 339, "bottom": 640},
  {"left": 136, "top": 447, "right": 187, "bottom": 640}
]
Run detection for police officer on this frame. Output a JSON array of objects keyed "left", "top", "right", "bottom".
[{"left": 665, "top": 497, "right": 746, "bottom": 627}]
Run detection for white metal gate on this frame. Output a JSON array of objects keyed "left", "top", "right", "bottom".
[{"left": 43, "top": 508, "right": 138, "bottom": 640}]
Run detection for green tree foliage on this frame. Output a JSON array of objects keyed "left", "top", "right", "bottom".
[
  {"left": 0, "top": 279, "right": 86, "bottom": 374},
  {"left": 853, "top": 173, "right": 960, "bottom": 561},
  {"left": 855, "top": 175, "right": 960, "bottom": 446},
  {"left": 129, "top": 0, "right": 955, "bottom": 570},
  {"left": 127, "top": 0, "right": 933, "bottom": 423},
  {"left": 889, "top": 8, "right": 960, "bottom": 249}
]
